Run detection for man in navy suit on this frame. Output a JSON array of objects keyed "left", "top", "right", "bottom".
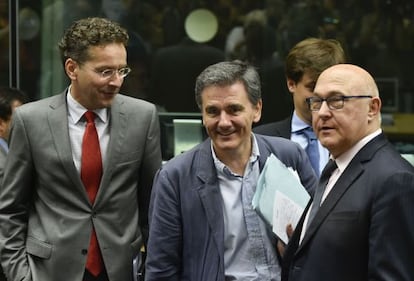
[
  {"left": 145, "top": 61, "right": 317, "bottom": 281},
  {"left": 254, "top": 38, "right": 346, "bottom": 176},
  {"left": 282, "top": 64, "right": 414, "bottom": 281}
]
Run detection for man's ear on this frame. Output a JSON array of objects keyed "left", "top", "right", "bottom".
[
  {"left": 65, "top": 58, "right": 78, "bottom": 80},
  {"left": 0, "top": 118, "right": 7, "bottom": 137},
  {"left": 368, "top": 96, "right": 381, "bottom": 121},
  {"left": 287, "top": 79, "right": 296, "bottom": 94},
  {"left": 369, "top": 97, "right": 381, "bottom": 115},
  {"left": 253, "top": 99, "right": 262, "bottom": 124}
]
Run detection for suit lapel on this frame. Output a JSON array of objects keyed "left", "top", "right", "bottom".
[
  {"left": 196, "top": 141, "right": 225, "bottom": 256},
  {"left": 47, "top": 93, "right": 84, "bottom": 192},
  {"left": 298, "top": 163, "right": 363, "bottom": 249},
  {"left": 95, "top": 97, "right": 127, "bottom": 203}
]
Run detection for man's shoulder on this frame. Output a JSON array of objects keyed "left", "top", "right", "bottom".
[
  {"left": 256, "top": 133, "right": 299, "bottom": 149},
  {"left": 17, "top": 93, "right": 64, "bottom": 115},
  {"left": 160, "top": 140, "right": 212, "bottom": 173},
  {"left": 253, "top": 117, "right": 291, "bottom": 137},
  {"left": 115, "top": 94, "right": 157, "bottom": 114}
]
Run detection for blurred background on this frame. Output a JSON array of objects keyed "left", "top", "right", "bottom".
[{"left": 1, "top": 0, "right": 414, "bottom": 162}]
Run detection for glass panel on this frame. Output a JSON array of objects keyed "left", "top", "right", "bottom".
[
  {"left": 0, "top": 0, "right": 9, "bottom": 86},
  {"left": 19, "top": 1, "right": 41, "bottom": 99},
  {"left": 3, "top": 0, "right": 414, "bottom": 117}
]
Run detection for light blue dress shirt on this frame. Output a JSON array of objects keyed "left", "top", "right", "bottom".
[
  {"left": 212, "top": 135, "right": 280, "bottom": 281},
  {"left": 0, "top": 138, "right": 8, "bottom": 154}
]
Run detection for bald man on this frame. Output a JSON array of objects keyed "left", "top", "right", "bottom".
[{"left": 281, "top": 64, "right": 414, "bottom": 281}]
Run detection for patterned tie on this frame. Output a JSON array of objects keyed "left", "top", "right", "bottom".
[
  {"left": 302, "top": 127, "right": 320, "bottom": 176},
  {"left": 306, "top": 159, "right": 337, "bottom": 230},
  {"left": 81, "top": 111, "right": 104, "bottom": 276}
]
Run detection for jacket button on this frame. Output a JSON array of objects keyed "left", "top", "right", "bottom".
[{"left": 81, "top": 249, "right": 88, "bottom": 255}]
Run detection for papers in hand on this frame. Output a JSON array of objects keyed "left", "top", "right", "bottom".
[{"left": 252, "top": 153, "right": 310, "bottom": 244}]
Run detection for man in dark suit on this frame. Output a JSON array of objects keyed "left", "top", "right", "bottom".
[
  {"left": 282, "top": 64, "right": 414, "bottom": 281},
  {"left": 0, "top": 17, "right": 161, "bottom": 281},
  {"left": 149, "top": 36, "right": 224, "bottom": 113},
  {"left": 254, "top": 38, "right": 346, "bottom": 176},
  {"left": 145, "top": 61, "right": 317, "bottom": 281}
]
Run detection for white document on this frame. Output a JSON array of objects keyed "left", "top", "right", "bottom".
[
  {"left": 273, "top": 190, "right": 306, "bottom": 244},
  {"left": 252, "top": 153, "right": 311, "bottom": 243}
]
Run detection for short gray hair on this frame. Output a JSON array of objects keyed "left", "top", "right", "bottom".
[{"left": 195, "top": 60, "right": 261, "bottom": 109}]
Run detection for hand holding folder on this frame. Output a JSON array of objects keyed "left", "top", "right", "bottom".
[{"left": 252, "top": 154, "right": 310, "bottom": 244}]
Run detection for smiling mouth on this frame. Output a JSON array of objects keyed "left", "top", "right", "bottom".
[
  {"left": 217, "top": 131, "right": 234, "bottom": 137},
  {"left": 102, "top": 91, "right": 116, "bottom": 97}
]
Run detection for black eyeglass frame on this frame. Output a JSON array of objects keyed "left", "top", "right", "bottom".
[{"left": 306, "top": 95, "right": 372, "bottom": 111}]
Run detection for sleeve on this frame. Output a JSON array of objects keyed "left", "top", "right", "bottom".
[
  {"left": 369, "top": 171, "right": 414, "bottom": 280},
  {"left": 145, "top": 168, "right": 182, "bottom": 281},
  {"left": 138, "top": 104, "right": 162, "bottom": 245}
]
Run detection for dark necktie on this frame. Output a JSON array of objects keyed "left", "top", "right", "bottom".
[
  {"left": 301, "top": 127, "right": 320, "bottom": 176},
  {"left": 306, "top": 159, "right": 337, "bottom": 230},
  {"left": 81, "top": 111, "right": 104, "bottom": 276}
]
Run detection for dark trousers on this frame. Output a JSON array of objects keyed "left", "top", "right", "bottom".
[{"left": 83, "top": 270, "right": 109, "bottom": 281}]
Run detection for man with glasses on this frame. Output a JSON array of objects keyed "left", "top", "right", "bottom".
[
  {"left": 254, "top": 38, "right": 346, "bottom": 177},
  {"left": 281, "top": 64, "right": 414, "bottom": 281},
  {"left": 0, "top": 17, "right": 161, "bottom": 281}
]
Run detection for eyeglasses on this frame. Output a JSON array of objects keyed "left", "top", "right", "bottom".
[
  {"left": 93, "top": 67, "right": 132, "bottom": 79},
  {"left": 306, "top": 95, "right": 372, "bottom": 111}
]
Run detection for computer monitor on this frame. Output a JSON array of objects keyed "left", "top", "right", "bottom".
[
  {"left": 158, "top": 112, "right": 207, "bottom": 161},
  {"left": 376, "top": 77, "right": 399, "bottom": 113}
]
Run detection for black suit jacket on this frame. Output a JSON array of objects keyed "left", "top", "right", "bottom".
[
  {"left": 282, "top": 133, "right": 414, "bottom": 281},
  {"left": 149, "top": 37, "right": 225, "bottom": 113},
  {"left": 253, "top": 117, "right": 292, "bottom": 139}
]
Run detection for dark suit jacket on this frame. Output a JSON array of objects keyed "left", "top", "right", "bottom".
[
  {"left": 282, "top": 133, "right": 414, "bottom": 281},
  {"left": 145, "top": 134, "right": 318, "bottom": 281},
  {"left": 253, "top": 117, "right": 292, "bottom": 139},
  {"left": 149, "top": 37, "right": 225, "bottom": 113},
  {"left": 0, "top": 92, "right": 162, "bottom": 281}
]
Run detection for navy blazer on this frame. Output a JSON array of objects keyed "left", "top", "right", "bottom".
[
  {"left": 282, "top": 133, "right": 414, "bottom": 281},
  {"left": 145, "top": 134, "right": 317, "bottom": 281}
]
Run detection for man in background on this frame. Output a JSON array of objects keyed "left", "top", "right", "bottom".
[
  {"left": 0, "top": 86, "right": 27, "bottom": 180},
  {"left": 254, "top": 38, "right": 346, "bottom": 176},
  {"left": 0, "top": 86, "right": 27, "bottom": 281}
]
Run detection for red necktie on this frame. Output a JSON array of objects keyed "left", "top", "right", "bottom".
[{"left": 81, "top": 111, "right": 104, "bottom": 276}]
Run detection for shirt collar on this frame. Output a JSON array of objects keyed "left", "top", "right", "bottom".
[
  {"left": 66, "top": 86, "right": 108, "bottom": 124},
  {"left": 291, "top": 111, "right": 310, "bottom": 133},
  {"left": 0, "top": 138, "right": 8, "bottom": 153},
  {"left": 212, "top": 134, "right": 260, "bottom": 176}
]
